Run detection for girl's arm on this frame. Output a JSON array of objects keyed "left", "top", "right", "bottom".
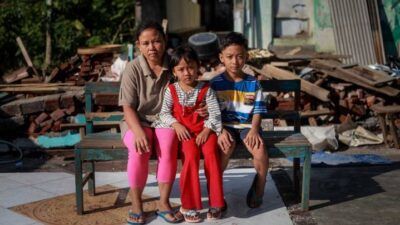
[
  {"left": 159, "top": 88, "right": 178, "bottom": 126},
  {"left": 203, "top": 87, "right": 222, "bottom": 135}
]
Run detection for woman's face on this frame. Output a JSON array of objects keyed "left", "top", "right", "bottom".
[
  {"left": 173, "top": 58, "right": 199, "bottom": 86},
  {"left": 136, "top": 28, "right": 166, "bottom": 63}
]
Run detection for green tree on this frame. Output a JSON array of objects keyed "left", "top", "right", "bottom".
[{"left": 0, "top": 0, "right": 135, "bottom": 76}]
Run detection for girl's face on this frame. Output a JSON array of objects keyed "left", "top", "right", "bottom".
[
  {"left": 173, "top": 58, "right": 199, "bottom": 86},
  {"left": 136, "top": 28, "right": 166, "bottom": 63}
]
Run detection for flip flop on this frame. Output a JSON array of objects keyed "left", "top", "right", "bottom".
[
  {"left": 180, "top": 208, "right": 201, "bottom": 223},
  {"left": 155, "top": 210, "right": 181, "bottom": 223},
  {"left": 127, "top": 211, "right": 145, "bottom": 225},
  {"left": 207, "top": 207, "right": 222, "bottom": 220},
  {"left": 173, "top": 209, "right": 184, "bottom": 222},
  {"left": 246, "top": 174, "right": 263, "bottom": 208}
]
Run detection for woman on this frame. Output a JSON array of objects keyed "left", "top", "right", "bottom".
[{"left": 119, "top": 21, "right": 182, "bottom": 224}]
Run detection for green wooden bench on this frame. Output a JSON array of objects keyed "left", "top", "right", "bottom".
[{"left": 74, "top": 80, "right": 311, "bottom": 215}]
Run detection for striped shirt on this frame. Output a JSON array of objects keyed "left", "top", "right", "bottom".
[
  {"left": 153, "top": 82, "right": 222, "bottom": 135},
  {"left": 210, "top": 73, "right": 267, "bottom": 129}
]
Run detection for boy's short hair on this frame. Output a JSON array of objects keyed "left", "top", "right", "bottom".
[
  {"left": 170, "top": 45, "right": 200, "bottom": 69},
  {"left": 219, "top": 32, "right": 248, "bottom": 51},
  {"left": 135, "top": 21, "right": 166, "bottom": 41}
]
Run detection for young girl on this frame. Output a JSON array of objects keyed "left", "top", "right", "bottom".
[{"left": 157, "top": 45, "right": 225, "bottom": 222}]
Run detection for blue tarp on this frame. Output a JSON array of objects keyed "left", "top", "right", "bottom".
[
  {"left": 37, "top": 132, "right": 81, "bottom": 148},
  {"left": 311, "top": 151, "right": 392, "bottom": 166}
]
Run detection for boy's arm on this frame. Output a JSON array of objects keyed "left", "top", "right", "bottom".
[{"left": 244, "top": 83, "right": 267, "bottom": 149}]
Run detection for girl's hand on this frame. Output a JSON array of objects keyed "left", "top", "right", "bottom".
[
  {"left": 244, "top": 129, "right": 263, "bottom": 150},
  {"left": 134, "top": 130, "right": 151, "bottom": 154},
  {"left": 196, "top": 128, "right": 211, "bottom": 146},
  {"left": 172, "top": 122, "right": 191, "bottom": 141}
]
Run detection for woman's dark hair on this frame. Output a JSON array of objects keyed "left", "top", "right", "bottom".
[
  {"left": 219, "top": 32, "right": 248, "bottom": 51},
  {"left": 135, "top": 21, "right": 166, "bottom": 41},
  {"left": 170, "top": 45, "right": 200, "bottom": 69}
]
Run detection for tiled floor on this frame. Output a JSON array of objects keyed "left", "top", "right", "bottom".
[{"left": 0, "top": 169, "right": 293, "bottom": 225}]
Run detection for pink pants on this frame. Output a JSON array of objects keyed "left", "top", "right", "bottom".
[{"left": 123, "top": 127, "right": 178, "bottom": 188}]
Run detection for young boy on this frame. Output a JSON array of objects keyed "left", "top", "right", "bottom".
[{"left": 210, "top": 32, "right": 269, "bottom": 208}]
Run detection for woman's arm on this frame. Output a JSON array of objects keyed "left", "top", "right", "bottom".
[{"left": 123, "top": 105, "right": 150, "bottom": 154}]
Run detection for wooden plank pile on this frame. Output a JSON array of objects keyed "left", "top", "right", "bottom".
[
  {"left": 247, "top": 47, "right": 400, "bottom": 131},
  {"left": 0, "top": 44, "right": 122, "bottom": 138}
]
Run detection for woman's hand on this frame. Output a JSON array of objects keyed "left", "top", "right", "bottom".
[
  {"left": 172, "top": 122, "right": 191, "bottom": 141},
  {"left": 243, "top": 129, "right": 263, "bottom": 150},
  {"left": 134, "top": 129, "right": 151, "bottom": 154},
  {"left": 196, "top": 128, "right": 211, "bottom": 146},
  {"left": 218, "top": 128, "right": 234, "bottom": 153}
]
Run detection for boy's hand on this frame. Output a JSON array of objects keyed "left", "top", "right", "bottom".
[
  {"left": 134, "top": 129, "right": 151, "bottom": 154},
  {"left": 196, "top": 103, "right": 209, "bottom": 118},
  {"left": 218, "top": 128, "right": 234, "bottom": 153},
  {"left": 196, "top": 128, "right": 211, "bottom": 146},
  {"left": 172, "top": 122, "right": 191, "bottom": 141},
  {"left": 244, "top": 129, "right": 263, "bottom": 150}
]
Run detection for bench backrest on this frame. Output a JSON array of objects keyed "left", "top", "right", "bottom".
[
  {"left": 84, "top": 82, "right": 121, "bottom": 134},
  {"left": 259, "top": 79, "right": 301, "bottom": 133},
  {"left": 83, "top": 79, "right": 301, "bottom": 135}
]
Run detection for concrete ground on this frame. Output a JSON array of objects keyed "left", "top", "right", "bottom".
[
  {"left": 272, "top": 145, "right": 400, "bottom": 225},
  {"left": 0, "top": 169, "right": 292, "bottom": 225}
]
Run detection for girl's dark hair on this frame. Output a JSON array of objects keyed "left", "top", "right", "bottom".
[
  {"left": 135, "top": 21, "right": 166, "bottom": 41},
  {"left": 220, "top": 32, "right": 248, "bottom": 51},
  {"left": 170, "top": 45, "right": 200, "bottom": 69}
]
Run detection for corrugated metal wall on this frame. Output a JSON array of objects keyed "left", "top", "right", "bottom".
[{"left": 329, "top": 0, "right": 377, "bottom": 65}]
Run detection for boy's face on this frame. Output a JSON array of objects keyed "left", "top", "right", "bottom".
[
  {"left": 173, "top": 58, "right": 199, "bottom": 86},
  {"left": 219, "top": 44, "right": 247, "bottom": 76}
]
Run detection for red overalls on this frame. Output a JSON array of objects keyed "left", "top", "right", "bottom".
[{"left": 169, "top": 83, "right": 224, "bottom": 210}]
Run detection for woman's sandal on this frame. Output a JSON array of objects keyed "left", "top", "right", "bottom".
[
  {"left": 155, "top": 210, "right": 182, "bottom": 223},
  {"left": 207, "top": 207, "right": 222, "bottom": 220},
  {"left": 180, "top": 208, "right": 201, "bottom": 223},
  {"left": 127, "top": 210, "right": 145, "bottom": 225},
  {"left": 246, "top": 174, "right": 264, "bottom": 208}
]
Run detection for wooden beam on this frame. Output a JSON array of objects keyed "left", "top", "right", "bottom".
[
  {"left": 252, "top": 65, "right": 330, "bottom": 102},
  {"left": 2, "top": 67, "right": 30, "bottom": 83},
  {"left": 16, "top": 37, "right": 40, "bottom": 78}
]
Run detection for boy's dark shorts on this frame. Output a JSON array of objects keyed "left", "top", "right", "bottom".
[{"left": 224, "top": 126, "right": 263, "bottom": 144}]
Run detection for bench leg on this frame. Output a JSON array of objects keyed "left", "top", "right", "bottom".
[
  {"left": 87, "top": 161, "right": 96, "bottom": 196},
  {"left": 75, "top": 149, "right": 84, "bottom": 215},
  {"left": 293, "top": 158, "right": 300, "bottom": 195},
  {"left": 301, "top": 149, "right": 311, "bottom": 211}
]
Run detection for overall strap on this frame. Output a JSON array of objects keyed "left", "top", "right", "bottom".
[
  {"left": 168, "top": 83, "right": 179, "bottom": 104},
  {"left": 195, "top": 83, "right": 210, "bottom": 106}
]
